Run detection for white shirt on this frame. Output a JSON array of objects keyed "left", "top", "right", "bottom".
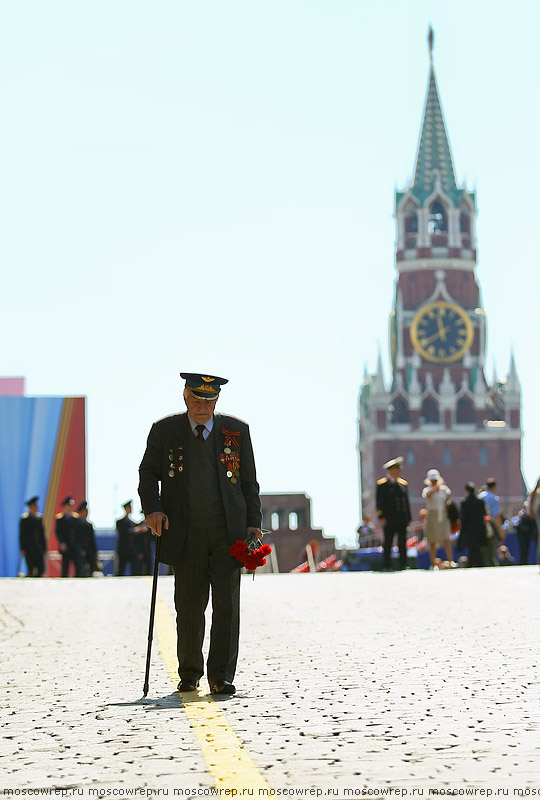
[{"left": 422, "top": 483, "right": 451, "bottom": 522}]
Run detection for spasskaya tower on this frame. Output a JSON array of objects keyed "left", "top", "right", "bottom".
[{"left": 358, "top": 30, "right": 525, "bottom": 521}]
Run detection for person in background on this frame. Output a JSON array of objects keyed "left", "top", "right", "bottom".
[
  {"left": 376, "top": 457, "right": 412, "bottom": 571},
  {"left": 458, "top": 482, "right": 487, "bottom": 568},
  {"left": 422, "top": 469, "right": 456, "bottom": 569},
  {"left": 514, "top": 505, "right": 538, "bottom": 566},
  {"left": 478, "top": 479, "right": 504, "bottom": 566},
  {"left": 77, "top": 501, "right": 100, "bottom": 576},
  {"left": 115, "top": 500, "right": 136, "bottom": 576},
  {"left": 357, "top": 513, "right": 377, "bottom": 547},
  {"left": 56, "top": 495, "right": 82, "bottom": 578},
  {"left": 497, "top": 545, "right": 515, "bottom": 566},
  {"left": 19, "top": 496, "right": 46, "bottom": 577}
]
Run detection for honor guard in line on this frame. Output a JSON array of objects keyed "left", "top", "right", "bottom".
[
  {"left": 376, "top": 457, "right": 412, "bottom": 571},
  {"left": 19, "top": 496, "right": 46, "bottom": 577},
  {"left": 56, "top": 495, "right": 82, "bottom": 578},
  {"left": 77, "top": 501, "right": 100, "bottom": 576},
  {"left": 139, "top": 372, "right": 262, "bottom": 695},
  {"left": 115, "top": 500, "right": 142, "bottom": 576}
]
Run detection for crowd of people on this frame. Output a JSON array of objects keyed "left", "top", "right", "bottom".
[
  {"left": 361, "top": 457, "right": 539, "bottom": 570},
  {"left": 19, "top": 494, "right": 153, "bottom": 578}
]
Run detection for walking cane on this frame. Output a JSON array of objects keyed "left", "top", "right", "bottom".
[{"left": 143, "top": 532, "right": 162, "bottom": 697}]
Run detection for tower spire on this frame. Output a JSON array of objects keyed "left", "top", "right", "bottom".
[
  {"left": 411, "top": 30, "right": 460, "bottom": 205},
  {"left": 428, "top": 26, "right": 434, "bottom": 63}
]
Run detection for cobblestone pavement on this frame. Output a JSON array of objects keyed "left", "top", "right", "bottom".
[{"left": 1, "top": 567, "right": 540, "bottom": 792}]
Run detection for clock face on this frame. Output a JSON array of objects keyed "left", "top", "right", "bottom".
[{"left": 410, "top": 301, "right": 474, "bottom": 363}]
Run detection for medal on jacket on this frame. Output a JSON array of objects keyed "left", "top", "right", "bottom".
[
  {"left": 220, "top": 431, "right": 240, "bottom": 483},
  {"left": 168, "top": 446, "right": 184, "bottom": 477}
]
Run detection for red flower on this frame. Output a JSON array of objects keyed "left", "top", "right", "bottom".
[{"left": 230, "top": 539, "right": 272, "bottom": 571}]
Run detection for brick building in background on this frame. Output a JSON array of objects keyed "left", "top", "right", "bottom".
[{"left": 358, "top": 31, "right": 526, "bottom": 523}]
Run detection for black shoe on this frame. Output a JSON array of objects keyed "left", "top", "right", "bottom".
[
  {"left": 209, "top": 680, "right": 236, "bottom": 695},
  {"left": 177, "top": 679, "right": 199, "bottom": 692}
]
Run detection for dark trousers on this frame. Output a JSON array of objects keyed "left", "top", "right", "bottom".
[
  {"left": 25, "top": 552, "right": 44, "bottom": 577},
  {"left": 173, "top": 522, "right": 241, "bottom": 683},
  {"left": 517, "top": 530, "right": 537, "bottom": 565},
  {"left": 61, "top": 547, "right": 81, "bottom": 578},
  {"left": 383, "top": 524, "right": 407, "bottom": 569},
  {"left": 468, "top": 544, "right": 484, "bottom": 568}
]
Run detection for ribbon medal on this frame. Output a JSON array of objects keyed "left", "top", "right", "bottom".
[{"left": 221, "top": 429, "right": 240, "bottom": 483}]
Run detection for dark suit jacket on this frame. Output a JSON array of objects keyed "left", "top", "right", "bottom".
[
  {"left": 138, "top": 412, "right": 262, "bottom": 566},
  {"left": 459, "top": 494, "right": 488, "bottom": 548},
  {"left": 376, "top": 477, "right": 412, "bottom": 528}
]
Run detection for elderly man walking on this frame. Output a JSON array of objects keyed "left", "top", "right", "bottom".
[{"left": 138, "top": 372, "right": 262, "bottom": 695}]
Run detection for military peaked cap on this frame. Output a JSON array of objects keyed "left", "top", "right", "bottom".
[
  {"left": 61, "top": 495, "right": 74, "bottom": 506},
  {"left": 180, "top": 372, "right": 228, "bottom": 399},
  {"left": 25, "top": 496, "right": 39, "bottom": 506},
  {"left": 77, "top": 500, "right": 88, "bottom": 512},
  {"left": 382, "top": 456, "right": 404, "bottom": 470}
]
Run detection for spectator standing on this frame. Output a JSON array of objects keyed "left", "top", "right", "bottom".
[
  {"left": 77, "top": 501, "right": 99, "bottom": 576},
  {"left": 478, "top": 479, "right": 503, "bottom": 566},
  {"left": 421, "top": 469, "right": 456, "bottom": 569},
  {"left": 357, "top": 513, "right": 377, "bottom": 547},
  {"left": 514, "top": 505, "right": 538, "bottom": 565},
  {"left": 458, "top": 482, "right": 487, "bottom": 568}
]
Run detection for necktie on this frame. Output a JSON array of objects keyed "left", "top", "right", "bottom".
[{"left": 195, "top": 424, "right": 206, "bottom": 441}]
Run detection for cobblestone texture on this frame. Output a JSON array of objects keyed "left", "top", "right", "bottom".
[{"left": 1, "top": 567, "right": 540, "bottom": 790}]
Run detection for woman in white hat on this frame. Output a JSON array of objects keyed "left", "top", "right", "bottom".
[{"left": 421, "top": 469, "right": 456, "bottom": 568}]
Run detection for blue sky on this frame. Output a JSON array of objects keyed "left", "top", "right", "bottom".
[{"left": 1, "top": 1, "right": 539, "bottom": 546}]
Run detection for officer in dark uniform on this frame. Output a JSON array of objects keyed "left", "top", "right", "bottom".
[
  {"left": 132, "top": 515, "right": 153, "bottom": 575},
  {"left": 56, "top": 495, "right": 82, "bottom": 577},
  {"left": 19, "top": 496, "right": 46, "bottom": 577},
  {"left": 115, "top": 500, "right": 136, "bottom": 576},
  {"left": 77, "top": 500, "right": 99, "bottom": 576},
  {"left": 376, "top": 456, "right": 412, "bottom": 570}
]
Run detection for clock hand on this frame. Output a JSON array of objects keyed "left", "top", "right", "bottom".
[
  {"left": 421, "top": 327, "right": 450, "bottom": 346},
  {"left": 437, "top": 313, "right": 447, "bottom": 341}
]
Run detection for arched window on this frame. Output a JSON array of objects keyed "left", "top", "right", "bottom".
[
  {"left": 421, "top": 396, "right": 440, "bottom": 424},
  {"left": 428, "top": 201, "right": 447, "bottom": 235},
  {"left": 479, "top": 447, "right": 488, "bottom": 466},
  {"left": 406, "top": 448, "right": 415, "bottom": 466},
  {"left": 405, "top": 213, "right": 418, "bottom": 233},
  {"left": 443, "top": 448, "right": 452, "bottom": 466},
  {"left": 391, "top": 396, "right": 409, "bottom": 424},
  {"left": 288, "top": 512, "right": 298, "bottom": 531},
  {"left": 270, "top": 512, "right": 280, "bottom": 531},
  {"left": 459, "top": 213, "right": 470, "bottom": 234},
  {"left": 456, "top": 395, "right": 475, "bottom": 423}
]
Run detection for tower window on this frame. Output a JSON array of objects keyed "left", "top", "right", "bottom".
[
  {"left": 421, "top": 396, "right": 440, "bottom": 424},
  {"left": 391, "top": 396, "right": 409, "bottom": 424},
  {"left": 271, "top": 512, "right": 280, "bottom": 530},
  {"left": 457, "top": 396, "right": 475, "bottom": 423},
  {"left": 459, "top": 213, "right": 470, "bottom": 234},
  {"left": 288, "top": 512, "right": 298, "bottom": 530},
  {"left": 406, "top": 448, "right": 415, "bottom": 466},
  {"left": 479, "top": 447, "right": 488, "bottom": 466},
  {"left": 443, "top": 448, "right": 452, "bottom": 466},
  {"left": 405, "top": 213, "right": 418, "bottom": 234},
  {"left": 428, "top": 201, "right": 447, "bottom": 234}
]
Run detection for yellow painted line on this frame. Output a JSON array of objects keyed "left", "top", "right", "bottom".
[{"left": 154, "top": 588, "right": 270, "bottom": 790}]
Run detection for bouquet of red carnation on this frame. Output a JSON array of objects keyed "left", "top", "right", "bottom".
[{"left": 230, "top": 530, "right": 272, "bottom": 575}]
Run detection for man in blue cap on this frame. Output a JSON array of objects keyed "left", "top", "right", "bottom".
[
  {"left": 139, "top": 372, "right": 262, "bottom": 695},
  {"left": 19, "top": 496, "right": 46, "bottom": 577}
]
